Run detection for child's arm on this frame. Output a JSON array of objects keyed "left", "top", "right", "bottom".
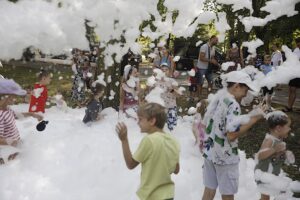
[
  {"left": 257, "top": 138, "right": 286, "bottom": 160},
  {"left": 116, "top": 122, "right": 139, "bottom": 169},
  {"left": 20, "top": 112, "right": 43, "bottom": 121},
  {"left": 227, "top": 115, "right": 262, "bottom": 142}
]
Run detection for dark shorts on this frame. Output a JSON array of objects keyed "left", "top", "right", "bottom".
[
  {"left": 289, "top": 78, "right": 300, "bottom": 88},
  {"left": 189, "top": 84, "right": 197, "bottom": 92},
  {"left": 262, "top": 86, "right": 274, "bottom": 95}
]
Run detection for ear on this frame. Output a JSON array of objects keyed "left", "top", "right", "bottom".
[{"left": 149, "top": 117, "right": 157, "bottom": 126}]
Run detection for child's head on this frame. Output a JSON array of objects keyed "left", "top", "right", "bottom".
[
  {"left": 267, "top": 111, "right": 291, "bottom": 138},
  {"left": 38, "top": 70, "right": 51, "bottom": 85},
  {"left": 224, "top": 71, "right": 258, "bottom": 100},
  {"left": 160, "top": 63, "right": 170, "bottom": 76},
  {"left": 123, "top": 65, "right": 138, "bottom": 81},
  {"left": 91, "top": 83, "right": 105, "bottom": 98},
  {"left": 263, "top": 55, "right": 271, "bottom": 65},
  {"left": 137, "top": 103, "right": 166, "bottom": 132},
  {"left": 197, "top": 99, "right": 208, "bottom": 118},
  {"left": 0, "top": 79, "right": 27, "bottom": 107}
]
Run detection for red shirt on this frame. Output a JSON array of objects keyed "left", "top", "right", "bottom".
[{"left": 29, "top": 83, "right": 48, "bottom": 113}]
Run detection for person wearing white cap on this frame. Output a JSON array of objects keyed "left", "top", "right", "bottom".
[
  {"left": 0, "top": 79, "right": 43, "bottom": 164},
  {"left": 201, "top": 71, "right": 264, "bottom": 200}
]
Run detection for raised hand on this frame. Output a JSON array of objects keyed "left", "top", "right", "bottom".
[{"left": 115, "top": 122, "right": 128, "bottom": 141}]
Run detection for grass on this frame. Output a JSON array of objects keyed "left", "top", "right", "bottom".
[{"left": 1, "top": 64, "right": 300, "bottom": 189}]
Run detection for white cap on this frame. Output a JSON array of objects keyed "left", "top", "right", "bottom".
[
  {"left": 224, "top": 71, "right": 259, "bottom": 92},
  {"left": 0, "top": 79, "right": 26, "bottom": 96}
]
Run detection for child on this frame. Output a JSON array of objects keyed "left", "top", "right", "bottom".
[
  {"left": 119, "top": 65, "right": 139, "bottom": 116},
  {"left": 192, "top": 99, "right": 208, "bottom": 151},
  {"left": 0, "top": 79, "right": 43, "bottom": 163},
  {"left": 188, "top": 67, "right": 198, "bottom": 102},
  {"left": 115, "top": 102, "right": 180, "bottom": 200},
  {"left": 155, "top": 63, "right": 182, "bottom": 131},
  {"left": 255, "top": 111, "right": 294, "bottom": 200},
  {"left": 260, "top": 55, "right": 274, "bottom": 111},
  {"left": 82, "top": 83, "right": 105, "bottom": 124},
  {"left": 201, "top": 70, "right": 265, "bottom": 200},
  {"left": 28, "top": 70, "right": 51, "bottom": 113}
]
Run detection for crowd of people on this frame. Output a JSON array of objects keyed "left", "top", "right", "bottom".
[{"left": 0, "top": 36, "right": 299, "bottom": 200}]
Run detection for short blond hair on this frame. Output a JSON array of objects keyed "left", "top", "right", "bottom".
[{"left": 137, "top": 103, "right": 166, "bottom": 129}]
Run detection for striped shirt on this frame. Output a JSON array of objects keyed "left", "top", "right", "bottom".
[{"left": 0, "top": 108, "right": 20, "bottom": 142}]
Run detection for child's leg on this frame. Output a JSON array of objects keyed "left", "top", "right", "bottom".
[{"left": 260, "top": 194, "right": 270, "bottom": 200}]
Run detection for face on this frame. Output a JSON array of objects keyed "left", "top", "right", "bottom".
[
  {"left": 161, "top": 66, "right": 170, "bottom": 76},
  {"left": 264, "top": 58, "right": 271, "bottom": 65},
  {"left": 130, "top": 68, "right": 139, "bottom": 77},
  {"left": 277, "top": 119, "right": 291, "bottom": 139},
  {"left": 211, "top": 37, "right": 219, "bottom": 46},
  {"left": 137, "top": 115, "right": 153, "bottom": 133},
  {"left": 235, "top": 84, "right": 249, "bottom": 100},
  {"left": 42, "top": 75, "right": 52, "bottom": 85},
  {"left": 0, "top": 95, "right": 17, "bottom": 106}
]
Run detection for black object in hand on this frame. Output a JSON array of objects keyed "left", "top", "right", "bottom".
[{"left": 36, "top": 120, "right": 49, "bottom": 132}]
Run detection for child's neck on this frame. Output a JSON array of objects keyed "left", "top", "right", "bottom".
[
  {"left": 269, "top": 130, "right": 281, "bottom": 139},
  {"left": 148, "top": 127, "right": 163, "bottom": 134}
]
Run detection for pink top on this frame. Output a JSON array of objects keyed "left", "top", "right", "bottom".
[{"left": 0, "top": 108, "right": 20, "bottom": 142}]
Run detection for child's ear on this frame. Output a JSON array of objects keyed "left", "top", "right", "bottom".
[{"left": 149, "top": 117, "right": 157, "bottom": 126}]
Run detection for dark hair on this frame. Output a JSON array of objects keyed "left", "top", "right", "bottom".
[
  {"left": 210, "top": 35, "right": 217, "bottom": 40},
  {"left": 273, "top": 43, "right": 281, "bottom": 48},
  {"left": 296, "top": 37, "right": 300, "bottom": 43},
  {"left": 137, "top": 103, "right": 166, "bottom": 129},
  {"left": 267, "top": 114, "right": 289, "bottom": 129},
  {"left": 38, "top": 70, "right": 50, "bottom": 80},
  {"left": 230, "top": 39, "right": 239, "bottom": 47},
  {"left": 91, "top": 83, "right": 105, "bottom": 95}
]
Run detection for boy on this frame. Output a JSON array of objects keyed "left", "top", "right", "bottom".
[
  {"left": 201, "top": 71, "right": 265, "bottom": 200},
  {"left": 0, "top": 79, "right": 43, "bottom": 163},
  {"left": 116, "top": 103, "right": 180, "bottom": 200},
  {"left": 260, "top": 55, "right": 274, "bottom": 111},
  {"left": 29, "top": 70, "right": 51, "bottom": 113}
]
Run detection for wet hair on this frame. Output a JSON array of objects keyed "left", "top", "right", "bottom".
[
  {"left": 91, "top": 83, "right": 105, "bottom": 95},
  {"left": 264, "top": 54, "right": 271, "bottom": 61},
  {"left": 267, "top": 111, "right": 290, "bottom": 129},
  {"left": 137, "top": 103, "right": 166, "bottom": 129},
  {"left": 38, "top": 70, "right": 50, "bottom": 80}
]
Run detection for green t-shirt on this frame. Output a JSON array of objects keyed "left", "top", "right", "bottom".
[{"left": 133, "top": 132, "right": 180, "bottom": 200}]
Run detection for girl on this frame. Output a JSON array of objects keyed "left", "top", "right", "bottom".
[
  {"left": 119, "top": 65, "right": 140, "bottom": 117},
  {"left": 0, "top": 79, "right": 43, "bottom": 163},
  {"left": 255, "top": 111, "right": 294, "bottom": 200},
  {"left": 82, "top": 83, "right": 105, "bottom": 124}
]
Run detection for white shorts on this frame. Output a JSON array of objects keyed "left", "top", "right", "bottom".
[{"left": 203, "top": 158, "right": 239, "bottom": 195}]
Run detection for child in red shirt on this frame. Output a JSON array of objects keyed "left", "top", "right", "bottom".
[{"left": 29, "top": 70, "right": 52, "bottom": 113}]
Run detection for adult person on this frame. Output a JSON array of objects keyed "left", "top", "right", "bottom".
[
  {"left": 196, "top": 35, "right": 219, "bottom": 96},
  {"left": 283, "top": 37, "right": 300, "bottom": 112},
  {"left": 226, "top": 40, "right": 244, "bottom": 72},
  {"left": 271, "top": 43, "right": 283, "bottom": 68}
]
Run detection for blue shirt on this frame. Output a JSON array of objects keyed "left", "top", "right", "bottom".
[{"left": 260, "top": 64, "right": 272, "bottom": 75}]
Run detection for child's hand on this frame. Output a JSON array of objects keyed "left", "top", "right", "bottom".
[
  {"left": 33, "top": 113, "right": 43, "bottom": 121},
  {"left": 273, "top": 142, "right": 286, "bottom": 152},
  {"left": 115, "top": 122, "right": 128, "bottom": 141}
]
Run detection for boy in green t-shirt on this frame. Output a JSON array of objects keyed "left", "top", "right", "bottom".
[{"left": 116, "top": 103, "right": 180, "bottom": 200}]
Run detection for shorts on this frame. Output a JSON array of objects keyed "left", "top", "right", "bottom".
[
  {"left": 289, "top": 78, "right": 300, "bottom": 88},
  {"left": 203, "top": 158, "right": 239, "bottom": 195},
  {"left": 262, "top": 86, "right": 274, "bottom": 95},
  {"left": 167, "top": 107, "right": 177, "bottom": 131},
  {"left": 196, "top": 69, "right": 213, "bottom": 85},
  {"left": 189, "top": 84, "right": 197, "bottom": 92}
]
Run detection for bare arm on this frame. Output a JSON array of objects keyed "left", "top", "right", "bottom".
[
  {"left": 199, "top": 52, "right": 209, "bottom": 63},
  {"left": 257, "top": 139, "right": 286, "bottom": 160},
  {"left": 116, "top": 122, "right": 139, "bottom": 169},
  {"left": 227, "top": 115, "right": 261, "bottom": 142},
  {"left": 21, "top": 112, "right": 43, "bottom": 121}
]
